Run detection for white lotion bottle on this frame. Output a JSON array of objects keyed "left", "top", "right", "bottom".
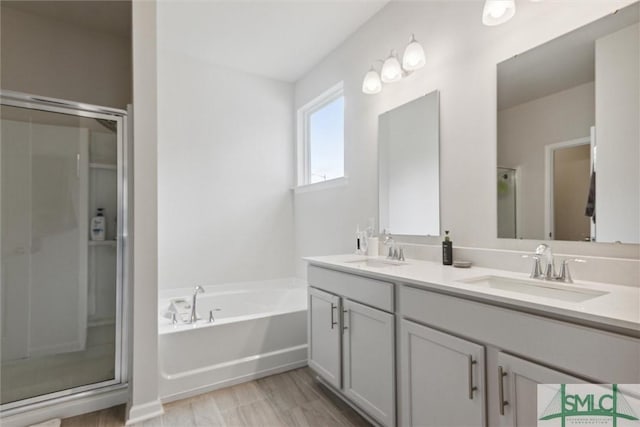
[{"left": 90, "top": 208, "right": 106, "bottom": 241}]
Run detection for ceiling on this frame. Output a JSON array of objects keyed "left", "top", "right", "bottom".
[
  {"left": 498, "top": 2, "right": 639, "bottom": 110},
  {"left": 2, "top": 1, "right": 131, "bottom": 39},
  {"left": 158, "top": 0, "right": 389, "bottom": 82},
  {"left": 4, "top": 0, "right": 388, "bottom": 83}
]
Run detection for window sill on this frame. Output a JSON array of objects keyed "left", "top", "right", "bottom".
[{"left": 293, "top": 176, "right": 349, "bottom": 194}]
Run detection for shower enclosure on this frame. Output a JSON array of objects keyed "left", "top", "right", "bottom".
[
  {"left": 0, "top": 91, "right": 128, "bottom": 415},
  {"left": 497, "top": 167, "right": 517, "bottom": 239}
]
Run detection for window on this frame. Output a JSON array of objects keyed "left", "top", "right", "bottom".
[{"left": 297, "top": 82, "right": 345, "bottom": 187}]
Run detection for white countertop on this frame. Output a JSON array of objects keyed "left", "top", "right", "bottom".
[{"left": 304, "top": 254, "right": 640, "bottom": 337}]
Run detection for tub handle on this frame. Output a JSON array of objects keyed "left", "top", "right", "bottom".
[{"left": 330, "top": 303, "right": 338, "bottom": 329}]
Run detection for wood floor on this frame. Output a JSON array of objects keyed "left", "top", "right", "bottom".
[{"left": 61, "top": 368, "right": 371, "bottom": 427}]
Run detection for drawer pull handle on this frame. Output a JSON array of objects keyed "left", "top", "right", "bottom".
[
  {"left": 468, "top": 356, "right": 477, "bottom": 399},
  {"left": 498, "top": 366, "right": 509, "bottom": 415},
  {"left": 330, "top": 303, "right": 338, "bottom": 329}
]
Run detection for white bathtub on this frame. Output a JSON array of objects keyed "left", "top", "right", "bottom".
[{"left": 158, "top": 278, "right": 308, "bottom": 401}]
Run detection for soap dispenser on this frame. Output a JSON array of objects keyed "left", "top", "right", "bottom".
[
  {"left": 355, "top": 224, "right": 363, "bottom": 255},
  {"left": 442, "top": 230, "right": 453, "bottom": 265}
]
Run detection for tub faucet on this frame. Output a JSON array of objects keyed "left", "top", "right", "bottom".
[{"left": 189, "top": 285, "right": 205, "bottom": 324}]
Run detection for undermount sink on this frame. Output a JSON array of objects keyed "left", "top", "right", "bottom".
[
  {"left": 344, "top": 258, "right": 406, "bottom": 268},
  {"left": 458, "top": 275, "right": 608, "bottom": 302}
]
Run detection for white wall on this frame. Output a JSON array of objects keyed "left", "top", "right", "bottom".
[
  {"left": 127, "top": 1, "right": 163, "bottom": 424},
  {"left": 0, "top": 5, "right": 131, "bottom": 109},
  {"left": 595, "top": 23, "right": 640, "bottom": 244},
  {"left": 294, "top": 1, "right": 639, "bottom": 278},
  {"left": 157, "top": 11, "right": 295, "bottom": 290},
  {"left": 498, "top": 82, "right": 594, "bottom": 240}
]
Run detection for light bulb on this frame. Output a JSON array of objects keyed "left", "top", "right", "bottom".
[
  {"left": 362, "top": 67, "right": 382, "bottom": 94},
  {"left": 402, "top": 34, "right": 426, "bottom": 71},
  {"left": 490, "top": 4, "right": 506, "bottom": 18},
  {"left": 482, "top": 0, "right": 516, "bottom": 26},
  {"left": 381, "top": 52, "right": 402, "bottom": 83}
]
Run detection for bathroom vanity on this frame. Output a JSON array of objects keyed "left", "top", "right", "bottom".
[{"left": 304, "top": 255, "right": 640, "bottom": 427}]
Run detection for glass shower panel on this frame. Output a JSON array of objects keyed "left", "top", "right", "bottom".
[{"left": 1, "top": 105, "right": 119, "bottom": 406}]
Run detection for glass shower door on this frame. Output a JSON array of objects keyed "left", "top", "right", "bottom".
[
  {"left": 0, "top": 101, "right": 124, "bottom": 410},
  {"left": 497, "top": 167, "right": 517, "bottom": 239}
]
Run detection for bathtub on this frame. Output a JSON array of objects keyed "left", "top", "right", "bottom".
[{"left": 158, "top": 278, "right": 308, "bottom": 401}]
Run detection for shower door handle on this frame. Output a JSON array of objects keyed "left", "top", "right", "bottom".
[{"left": 76, "top": 153, "right": 81, "bottom": 178}]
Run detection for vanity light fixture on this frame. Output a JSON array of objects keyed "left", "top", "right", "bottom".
[
  {"left": 402, "top": 34, "right": 426, "bottom": 71},
  {"left": 381, "top": 51, "right": 403, "bottom": 83},
  {"left": 362, "top": 66, "right": 382, "bottom": 94},
  {"left": 482, "top": 0, "right": 542, "bottom": 26},
  {"left": 482, "top": 0, "right": 516, "bottom": 26},
  {"left": 362, "top": 34, "right": 426, "bottom": 94}
]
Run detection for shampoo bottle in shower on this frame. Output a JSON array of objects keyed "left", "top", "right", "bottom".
[
  {"left": 91, "top": 208, "right": 106, "bottom": 241},
  {"left": 442, "top": 230, "right": 453, "bottom": 265}
]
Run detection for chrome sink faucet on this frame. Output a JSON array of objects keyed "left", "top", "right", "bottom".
[
  {"left": 536, "top": 243, "right": 555, "bottom": 280},
  {"left": 382, "top": 229, "right": 395, "bottom": 257},
  {"left": 524, "top": 244, "right": 585, "bottom": 283},
  {"left": 382, "top": 229, "right": 404, "bottom": 261},
  {"left": 556, "top": 258, "right": 587, "bottom": 283},
  {"left": 189, "top": 285, "right": 205, "bottom": 324}
]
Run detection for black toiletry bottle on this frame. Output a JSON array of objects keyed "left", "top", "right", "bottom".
[{"left": 442, "top": 230, "right": 453, "bottom": 265}]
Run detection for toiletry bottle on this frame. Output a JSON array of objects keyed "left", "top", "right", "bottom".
[
  {"left": 355, "top": 225, "right": 362, "bottom": 254},
  {"left": 442, "top": 230, "right": 453, "bottom": 265},
  {"left": 365, "top": 217, "right": 378, "bottom": 256},
  {"left": 366, "top": 217, "right": 375, "bottom": 240},
  {"left": 91, "top": 208, "right": 106, "bottom": 241}
]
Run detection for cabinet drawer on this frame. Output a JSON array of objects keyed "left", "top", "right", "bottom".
[
  {"left": 308, "top": 265, "right": 394, "bottom": 312},
  {"left": 399, "top": 285, "right": 640, "bottom": 383}
]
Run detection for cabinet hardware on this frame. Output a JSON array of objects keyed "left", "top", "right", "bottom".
[
  {"left": 330, "top": 303, "right": 338, "bottom": 329},
  {"left": 498, "top": 366, "right": 508, "bottom": 415},
  {"left": 468, "top": 356, "right": 477, "bottom": 399},
  {"left": 343, "top": 309, "right": 348, "bottom": 330}
]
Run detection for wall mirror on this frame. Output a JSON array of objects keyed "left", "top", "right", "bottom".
[
  {"left": 497, "top": 2, "right": 639, "bottom": 244},
  {"left": 379, "top": 91, "right": 440, "bottom": 236}
]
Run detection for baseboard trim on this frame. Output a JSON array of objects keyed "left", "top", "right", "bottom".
[
  {"left": 160, "top": 360, "right": 308, "bottom": 404},
  {"left": 125, "top": 399, "right": 164, "bottom": 425}
]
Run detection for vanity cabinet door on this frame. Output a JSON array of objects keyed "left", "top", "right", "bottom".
[
  {"left": 308, "top": 287, "right": 342, "bottom": 389},
  {"left": 399, "top": 319, "right": 486, "bottom": 427},
  {"left": 343, "top": 299, "right": 395, "bottom": 427},
  {"left": 496, "top": 352, "right": 586, "bottom": 427}
]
